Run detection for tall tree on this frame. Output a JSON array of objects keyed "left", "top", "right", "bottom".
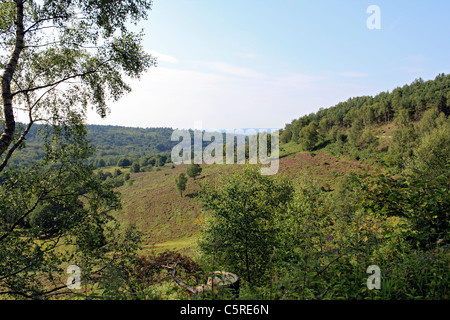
[
  {"left": 348, "top": 118, "right": 363, "bottom": 148},
  {"left": 0, "top": 0, "right": 154, "bottom": 299},
  {"left": 299, "top": 121, "right": 318, "bottom": 151},
  {"left": 0, "top": 0, "right": 155, "bottom": 160}
]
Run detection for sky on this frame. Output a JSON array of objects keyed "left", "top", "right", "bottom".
[{"left": 86, "top": 0, "right": 450, "bottom": 130}]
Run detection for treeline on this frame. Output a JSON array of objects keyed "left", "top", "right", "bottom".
[
  {"left": 5, "top": 124, "right": 176, "bottom": 168},
  {"left": 279, "top": 74, "right": 450, "bottom": 174},
  {"left": 7, "top": 124, "right": 264, "bottom": 170},
  {"left": 87, "top": 125, "right": 175, "bottom": 167},
  {"left": 282, "top": 73, "right": 450, "bottom": 142},
  {"left": 280, "top": 74, "right": 450, "bottom": 143}
]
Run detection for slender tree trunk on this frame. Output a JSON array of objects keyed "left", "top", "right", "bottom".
[
  {"left": 245, "top": 234, "right": 250, "bottom": 283},
  {"left": 0, "top": 0, "right": 25, "bottom": 157}
]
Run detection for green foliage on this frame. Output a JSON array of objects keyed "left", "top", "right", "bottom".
[
  {"left": 27, "top": 199, "right": 84, "bottom": 238},
  {"left": 130, "top": 162, "right": 141, "bottom": 173},
  {"left": 361, "top": 170, "right": 449, "bottom": 249},
  {"left": 0, "top": 0, "right": 154, "bottom": 299},
  {"left": 187, "top": 163, "right": 202, "bottom": 180},
  {"left": 280, "top": 74, "right": 450, "bottom": 172},
  {"left": 175, "top": 173, "right": 188, "bottom": 197},
  {"left": 413, "top": 114, "right": 450, "bottom": 173},
  {"left": 98, "top": 158, "right": 106, "bottom": 167},
  {"left": 117, "top": 158, "right": 131, "bottom": 167},
  {"left": 197, "top": 165, "right": 449, "bottom": 300},
  {"left": 280, "top": 126, "right": 292, "bottom": 144},
  {"left": 348, "top": 119, "right": 363, "bottom": 147},
  {"left": 299, "top": 121, "right": 318, "bottom": 151},
  {"left": 198, "top": 166, "right": 294, "bottom": 285},
  {"left": 0, "top": 119, "right": 144, "bottom": 299},
  {"left": 113, "top": 168, "right": 123, "bottom": 177},
  {"left": 156, "top": 154, "right": 168, "bottom": 167},
  {"left": 86, "top": 125, "right": 174, "bottom": 167}
]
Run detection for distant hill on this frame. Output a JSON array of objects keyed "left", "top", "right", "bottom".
[
  {"left": 6, "top": 124, "right": 176, "bottom": 168},
  {"left": 7, "top": 123, "right": 257, "bottom": 169},
  {"left": 85, "top": 125, "right": 176, "bottom": 167}
]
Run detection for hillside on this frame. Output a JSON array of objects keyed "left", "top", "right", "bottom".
[
  {"left": 107, "top": 74, "right": 449, "bottom": 255},
  {"left": 5, "top": 124, "right": 176, "bottom": 168},
  {"left": 86, "top": 125, "right": 175, "bottom": 165},
  {"left": 8, "top": 74, "right": 445, "bottom": 255},
  {"left": 112, "top": 149, "right": 382, "bottom": 254},
  {"left": 2, "top": 73, "right": 448, "bottom": 300},
  {"left": 2, "top": 0, "right": 449, "bottom": 303}
]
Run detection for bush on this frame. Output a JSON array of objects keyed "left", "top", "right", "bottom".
[
  {"left": 28, "top": 199, "right": 84, "bottom": 237},
  {"left": 187, "top": 163, "right": 202, "bottom": 180},
  {"left": 197, "top": 167, "right": 449, "bottom": 299},
  {"left": 130, "top": 162, "right": 141, "bottom": 173},
  {"left": 198, "top": 166, "right": 294, "bottom": 285},
  {"left": 117, "top": 158, "right": 131, "bottom": 167}
]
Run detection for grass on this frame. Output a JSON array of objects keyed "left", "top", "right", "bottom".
[
  {"left": 108, "top": 146, "right": 381, "bottom": 257},
  {"left": 150, "top": 236, "right": 198, "bottom": 253},
  {"left": 112, "top": 162, "right": 235, "bottom": 250},
  {"left": 279, "top": 140, "right": 303, "bottom": 158},
  {"left": 97, "top": 165, "right": 131, "bottom": 174}
]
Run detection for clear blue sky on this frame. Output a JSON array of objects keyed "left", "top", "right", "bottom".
[{"left": 87, "top": 0, "right": 450, "bottom": 130}]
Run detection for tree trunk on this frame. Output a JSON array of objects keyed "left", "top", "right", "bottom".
[{"left": 0, "top": 0, "right": 25, "bottom": 157}]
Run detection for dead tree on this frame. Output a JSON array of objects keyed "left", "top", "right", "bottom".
[{"left": 162, "top": 263, "right": 240, "bottom": 298}]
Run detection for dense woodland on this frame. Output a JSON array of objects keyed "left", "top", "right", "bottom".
[
  {"left": 283, "top": 75, "right": 450, "bottom": 165},
  {"left": 5, "top": 125, "right": 175, "bottom": 167},
  {"left": 283, "top": 73, "right": 450, "bottom": 139}
]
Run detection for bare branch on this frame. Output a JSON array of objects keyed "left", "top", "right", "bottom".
[
  {"left": 0, "top": 119, "right": 33, "bottom": 172},
  {"left": 24, "top": 16, "right": 69, "bottom": 34}
]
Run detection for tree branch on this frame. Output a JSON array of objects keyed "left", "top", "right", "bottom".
[
  {"left": 0, "top": 191, "right": 46, "bottom": 243},
  {"left": 0, "top": 119, "right": 33, "bottom": 172},
  {"left": 24, "top": 15, "right": 69, "bottom": 34},
  {"left": 11, "top": 59, "right": 112, "bottom": 97},
  {"left": 12, "top": 71, "right": 91, "bottom": 97},
  {"left": 0, "top": 82, "right": 55, "bottom": 172}
]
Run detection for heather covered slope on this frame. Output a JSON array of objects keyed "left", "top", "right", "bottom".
[{"left": 112, "top": 149, "right": 381, "bottom": 253}]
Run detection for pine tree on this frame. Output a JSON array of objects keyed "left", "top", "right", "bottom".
[
  {"left": 299, "top": 121, "right": 318, "bottom": 151},
  {"left": 175, "top": 173, "right": 188, "bottom": 197}
]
